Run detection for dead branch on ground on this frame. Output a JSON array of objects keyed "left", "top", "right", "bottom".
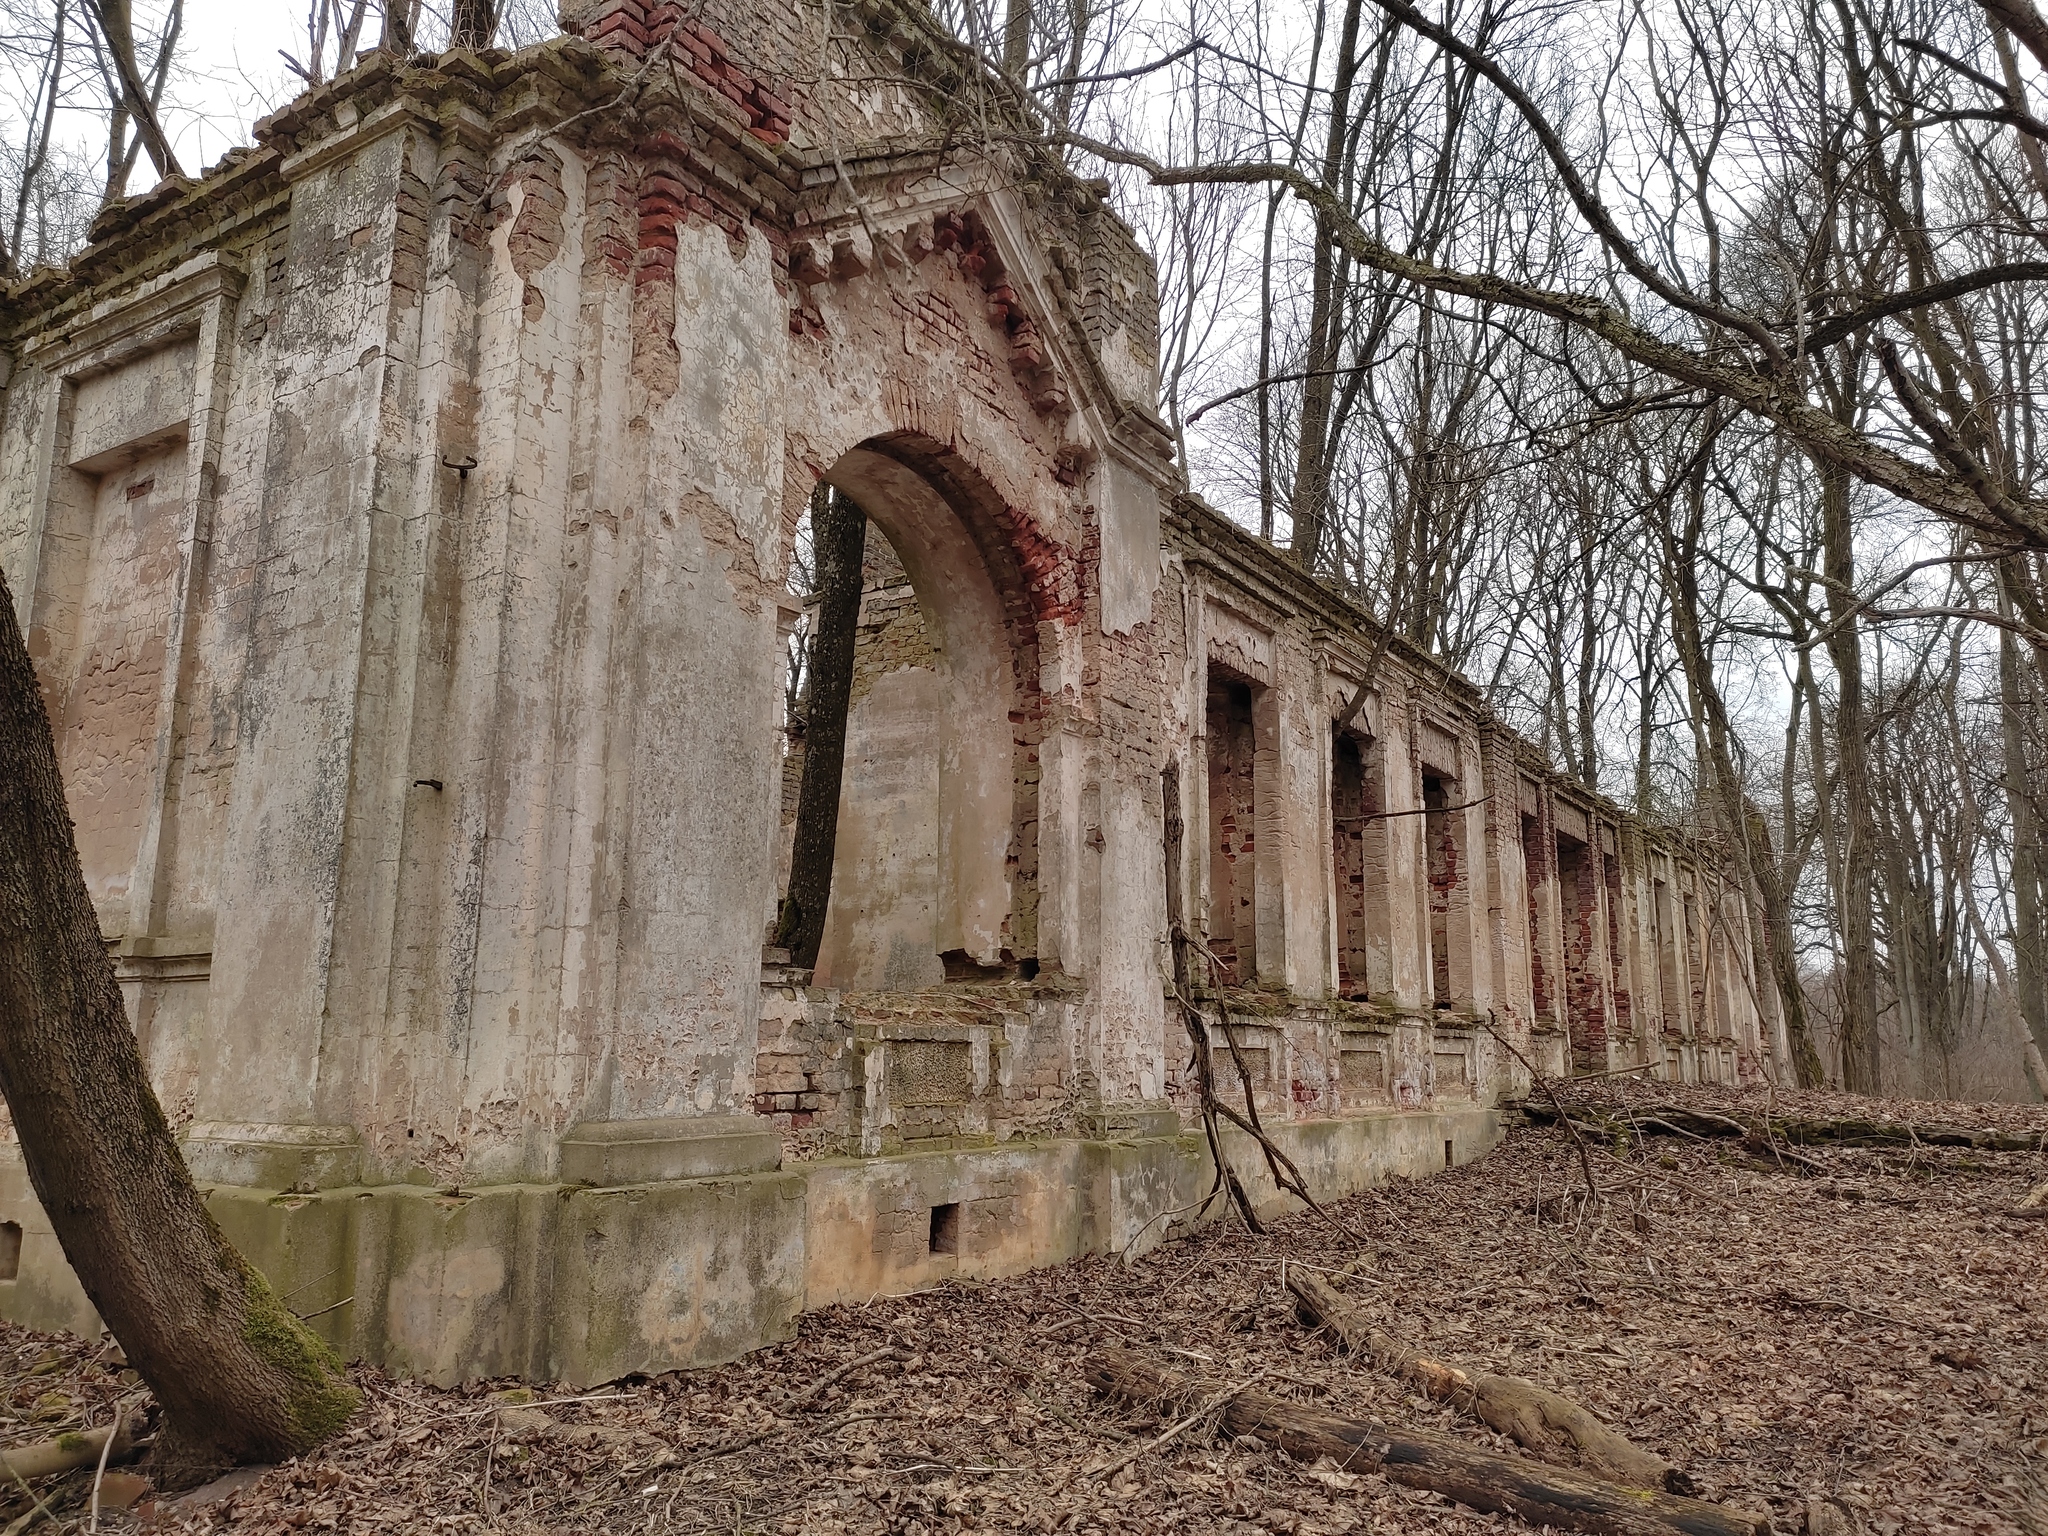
[
  {"left": 1285, "top": 1267, "right": 1695, "bottom": 1494},
  {"left": 1084, "top": 1347, "right": 1767, "bottom": 1536}
]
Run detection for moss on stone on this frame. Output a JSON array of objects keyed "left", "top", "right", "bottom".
[{"left": 238, "top": 1266, "right": 361, "bottom": 1448}]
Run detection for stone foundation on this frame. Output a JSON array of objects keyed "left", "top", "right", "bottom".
[{"left": 0, "top": 1106, "right": 1496, "bottom": 1387}]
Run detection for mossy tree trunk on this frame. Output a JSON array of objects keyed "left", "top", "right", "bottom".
[
  {"left": 0, "top": 567, "right": 359, "bottom": 1488},
  {"left": 779, "top": 485, "right": 867, "bottom": 971}
]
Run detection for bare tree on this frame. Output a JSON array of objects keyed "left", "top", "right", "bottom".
[
  {"left": 281, "top": 0, "right": 370, "bottom": 86},
  {"left": 0, "top": 570, "right": 360, "bottom": 1486}
]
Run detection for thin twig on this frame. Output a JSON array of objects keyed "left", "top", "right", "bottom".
[
  {"left": 1060, "top": 1375, "right": 1255, "bottom": 1492},
  {"left": 779, "top": 1346, "right": 901, "bottom": 1413},
  {"left": 86, "top": 1400, "right": 124, "bottom": 1534}
]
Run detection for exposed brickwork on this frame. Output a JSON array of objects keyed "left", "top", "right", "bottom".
[
  {"left": 1331, "top": 733, "right": 1379, "bottom": 1000},
  {"left": 630, "top": 154, "right": 684, "bottom": 397},
  {"left": 580, "top": 151, "right": 636, "bottom": 279},
  {"left": 848, "top": 530, "right": 940, "bottom": 705},
  {"left": 0, "top": 0, "right": 1775, "bottom": 1271},
  {"left": 1206, "top": 677, "right": 1256, "bottom": 984},
  {"left": 498, "top": 144, "right": 567, "bottom": 281},
  {"left": 576, "top": 1, "right": 793, "bottom": 143}
]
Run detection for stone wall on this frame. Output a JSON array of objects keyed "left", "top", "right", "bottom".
[{"left": 0, "top": 0, "right": 1779, "bottom": 1381}]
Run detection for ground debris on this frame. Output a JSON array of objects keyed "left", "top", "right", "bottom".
[{"left": 1, "top": 1083, "right": 2041, "bottom": 1534}]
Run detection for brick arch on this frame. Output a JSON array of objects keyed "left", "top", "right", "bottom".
[{"left": 816, "top": 432, "right": 1055, "bottom": 979}]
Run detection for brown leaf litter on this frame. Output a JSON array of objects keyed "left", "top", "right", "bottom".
[{"left": 2, "top": 1083, "right": 2043, "bottom": 1535}]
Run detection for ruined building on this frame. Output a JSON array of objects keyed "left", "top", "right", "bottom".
[{"left": 0, "top": 0, "right": 1780, "bottom": 1383}]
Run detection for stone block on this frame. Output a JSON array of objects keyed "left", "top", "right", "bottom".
[
  {"left": 0, "top": 1146, "right": 100, "bottom": 1338},
  {"left": 350, "top": 1185, "right": 557, "bottom": 1385},
  {"left": 181, "top": 1122, "right": 363, "bottom": 1191},
  {"left": 551, "top": 1171, "right": 804, "bottom": 1387},
  {"left": 1077, "top": 1103, "right": 1182, "bottom": 1140},
  {"left": 206, "top": 1185, "right": 359, "bottom": 1354},
  {"left": 755, "top": 1054, "right": 808, "bottom": 1093},
  {"left": 559, "top": 1115, "right": 781, "bottom": 1186}
]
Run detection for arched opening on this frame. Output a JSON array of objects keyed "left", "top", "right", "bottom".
[{"left": 776, "top": 435, "right": 1042, "bottom": 990}]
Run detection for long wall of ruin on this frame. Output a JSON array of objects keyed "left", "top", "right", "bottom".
[{"left": 0, "top": 0, "right": 1777, "bottom": 1384}]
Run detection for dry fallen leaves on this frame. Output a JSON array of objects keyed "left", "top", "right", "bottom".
[{"left": 0, "top": 1082, "right": 2041, "bottom": 1535}]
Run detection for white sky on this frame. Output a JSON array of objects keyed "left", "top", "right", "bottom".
[{"left": 166, "top": 1, "right": 315, "bottom": 173}]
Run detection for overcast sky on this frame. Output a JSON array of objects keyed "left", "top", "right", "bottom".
[{"left": 167, "top": 3, "right": 319, "bottom": 172}]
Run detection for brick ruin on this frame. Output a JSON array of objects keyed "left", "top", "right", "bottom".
[{"left": 0, "top": 0, "right": 1779, "bottom": 1384}]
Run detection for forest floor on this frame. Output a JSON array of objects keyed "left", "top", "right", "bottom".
[{"left": 2, "top": 1082, "right": 2044, "bottom": 1536}]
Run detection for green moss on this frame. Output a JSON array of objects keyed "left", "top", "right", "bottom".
[
  {"left": 55, "top": 1432, "right": 87, "bottom": 1454},
  {"left": 238, "top": 1266, "right": 361, "bottom": 1448}
]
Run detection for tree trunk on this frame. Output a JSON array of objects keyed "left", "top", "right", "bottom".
[
  {"left": 0, "top": 567, "right": 359, "bottom": 1489},
  {"left": 1745, "top": 804, "right": 1827, "bottom": 1088},
  {"left": 1653, "top": 454, "right": 1825, "bottom": 1088},
  {"left": 449, "top": 0, "right": 495, "bottom": 50},
  {"left": 1820, "top": 465, "right": 1882, "bottom": 1094},
  {"left": 1002, "top": 0, "right": 1031, "bottom": 78},
  {"left": 380, "top": 0, "right": 417, "bottom": 53},
  {"left": 84, "top": 0, "right": 183, "bottom": 191},
  {"left": 1286, "top": 0, "right": 1366, "bottom": 573},
  {"left": 778, "top": 487, "right": 867, "bottom": 970}
]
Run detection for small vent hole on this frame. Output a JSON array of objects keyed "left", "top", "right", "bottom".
[
  {"left": 1444, "top": 1140, "right": 1456, "bottom": 1169},
  {"left": 0, "top": 1222, "right": 21, "bottom": 1281},
  {"left": 928, "top": 1202, "right": 960, "bottom": 1256}
]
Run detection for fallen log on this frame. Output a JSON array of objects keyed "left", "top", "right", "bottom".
[
  {"left": 0, "top": 1419, "right": 135, "bottom": 1482},
  {"left": 1525, "top": 1100, "right": 2042, "bottom": 1154},
  {"left": 1084, "top": 1348, "right": 1768, "bottom": 1536},
  {"left": 1285, "top": 1269, "right": 1694, "bottom": 1495}
]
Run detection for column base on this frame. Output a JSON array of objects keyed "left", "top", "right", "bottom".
[
  {"left": 558, "top": 1115, "right": 782, "bottom": 1186},
  {"left": 180, "top": 1122, "right": 362, "bottom": 1191}
]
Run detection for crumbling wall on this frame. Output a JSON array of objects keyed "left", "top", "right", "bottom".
[{"left": 0, "top": 0, "right": 1765, "bottom": 1232}]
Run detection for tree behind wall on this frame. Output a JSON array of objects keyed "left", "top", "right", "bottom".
[
  {"left": 779, "top": 486, "right": 868, "bottom": 971},
  {"left": 0, "top": 567, "right": 360, "bottom": 1486}
]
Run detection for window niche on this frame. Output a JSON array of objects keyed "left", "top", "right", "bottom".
[
  {"left": 1521, "top": 811, "right": 1552, "bottom": 1022},
  {"left": 1421, "top": 770, "right": 1473, "bottom": 1011},
  {"left": 1556, "top": 828, "right": 1606, "bottom": 1065},
  {"left": 796, "top": 439, "right": 1042, "bottom": 992},
  {"left": 1653, "top": 875, "right": 1684, "bottom": 1029},
  {"left": 1331, "top": 727, "right": 1392, "bottom": 1002},
  {"left": 1603, "top": 848, "right": 1631, "bottom": 1038},
  {"left": 1205, "top": 673, "right": 1258, "bottom": 983}
]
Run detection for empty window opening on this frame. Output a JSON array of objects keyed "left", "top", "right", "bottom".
[
  {"left": 1603, "top": 851, "right": 1630, "bottom": 1033},
  {"left": 1444, "top": 1139, "right": 1455, "bottom": 1169},
  {"left": 0, "top": 1221, "right": 19, "bottom": 1282},
  {"left": 1424, "top": 775, "right": 1454, "bottom": 1008},
  {"left": 1556, "top": 831, "right": 1604, "bottom": 1068},
  {"left": 1206, "top": 675, "right": 1258, "bottom": 983},
  {"left": 1331, "top": 732, "right": 1376, "bottom": 999},
  {"left": 1653, "top": 877, "right": 1683, "bottom": 1026},
  {"left": 1522, "top": 814, "right": 1551, "bottom": 1020},
  {"left": 780, "top": 448, "right": 1042, "bottom": 991},
  {"left": 928, "top": 1202, "right": 960, "bottom": 1255},
  {"left": 1684, "top": 893, "right": 1705, "bottom": 1029}
]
